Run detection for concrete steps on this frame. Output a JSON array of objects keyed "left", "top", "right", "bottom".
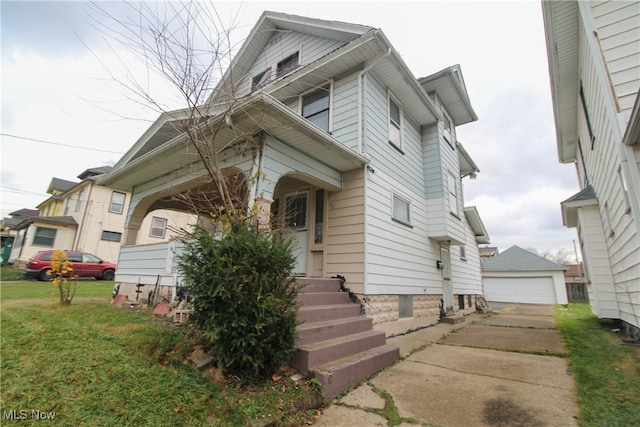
[{"left": 292, "top": 277, "right": 399, "bottom": 400}]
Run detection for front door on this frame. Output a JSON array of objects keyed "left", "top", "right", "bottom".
[
  {"left": 440, "top": 246, "right": 454, "bottom": 313},
  {"left": 284, "top": 191, "right": 309, "bottom": 275}
]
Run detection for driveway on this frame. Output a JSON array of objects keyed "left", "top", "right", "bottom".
[{"left": 314, "top": 303, "right": 579, "bottom": 426}]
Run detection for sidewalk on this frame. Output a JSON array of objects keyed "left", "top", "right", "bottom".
[{"left": 313, "top": 303, "right": 579, "bottom": 427}]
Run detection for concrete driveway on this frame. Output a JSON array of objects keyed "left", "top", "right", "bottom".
[{"left": 313, "top": 303, "right": 579, "bottom": 427}]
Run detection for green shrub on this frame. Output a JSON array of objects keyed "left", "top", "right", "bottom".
[{"left": 178, "top": 222, "right": 302, "bottom": 378}]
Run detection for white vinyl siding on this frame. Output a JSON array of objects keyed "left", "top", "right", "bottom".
[
  {"left": 331, "top": 73, "right": 359, "bottom": 149},
  {"left": 237, "top": 31, "right": 345, "bottom": 97},
  {"left": 366, "top": 168, "right": 442, "bottom": 295},
  {"left": 577, "top": 7, "right": 640, "bottom": 326}
]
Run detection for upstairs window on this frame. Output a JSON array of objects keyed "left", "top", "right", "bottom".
[
  {"left": 276, "top": 52, "right": 299, "bottom": 78},
  {"left": 443, "top": 112, "right": 454, "bottom": 149},
  {"left": 75, "top": 190, "right": 84, "bottom": 212},
  {"left": 101, "top": 230, "right": 122, "bottom": 242},
  {"left": 109, "top": 191, "right": 126, "bottom": 214},
  {"left": 388, "top": 93, "right": 403, "bottom": 151},
  {"left": 252, "top": 68, "right": 271, "bottom": 90},
  {"left": 448, "top": 172, "right": 459, "bottom": 216},
  {"left": 302, "top": 85, "right": 330, "bottom": 132},
  {"left": 150, "top": 217, "right": 168, "bottom": 239}
]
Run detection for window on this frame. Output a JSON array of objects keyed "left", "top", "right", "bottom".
[
  {"left": 150, "top": 217, "right": 168, "bottom": 238},
  {"left": 276, "top": 52, "right": 299, "bottom": 78},
  {"left": 460, "top": 246, "right": 467, "bottom": 261},
  {"left": 392, "top": 194, "right": 410, "bottom": 225},
  {"left": 75, "top": 190, "right": 84, "bottom": 212},
  {"left": 443, "top": 112, "right": 454, "bottom": 149},
  {"left": 448, "top": 172, "right": 459, "bottom": 216},
  {"left": 302, "top": 85, "right": 330, "bottom": 132},
  {"left": 33, "top": 227, "right": 56, "bottom": 247},
  {"left": 109, "top": 192, "right": 126, "bottom": 214},
  {"left": 63, "top": 199, "right": 70, "bottom": 216},
  {"left": 83, "top": 253, "right": 101, "bottom": 263},
  {"left": 285, "top": 193, "right": 307, "bottom": 229},
  {"left": 618, "top": 167, "right": 632, "bottom": 214},
  {"left": 579, "top": 81, "right": 596, "bottom": 149},
  {"left": 252, "top": 68, "right": 271, "bottom": 90},
  {"left": 101, "top": 230, "right": 122, "bottom": 242},
  {"left": 314, "top": 189, "right": 324, "bottom": 244},
  {"left": 388, "top": 94, "right": 402, "bottom": 150}
]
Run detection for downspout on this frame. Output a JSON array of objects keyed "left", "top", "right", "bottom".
[
  {"left": 357, "top": 46, "right": 391, "bottom": 296},
  {"left": 74, "top": 182, "right": 94, "bottom": 251},
  {"left": 358, "top": 47, "right": 392, "bottom": 154}
]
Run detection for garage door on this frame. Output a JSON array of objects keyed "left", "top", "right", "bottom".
[{"left": 483, "top": 277, "right": 556, "bottom": 304}]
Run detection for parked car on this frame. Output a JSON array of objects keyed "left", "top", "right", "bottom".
[{"left": 23, "top": 250, "right": 116, "bottom": 281}]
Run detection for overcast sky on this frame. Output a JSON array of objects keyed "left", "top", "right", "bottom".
[{"left": 0, "top": 0, "right": 581, "bottom": 258}]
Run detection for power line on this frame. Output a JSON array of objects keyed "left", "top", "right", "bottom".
[
  {"left": 1, "top": 133, "right": 125, "bottom": 154},
  {"left": 0, "top": 186, "right": 49, "bottom": 197}
]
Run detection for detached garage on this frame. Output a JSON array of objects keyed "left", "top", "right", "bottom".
[{"left": 482, "top": 246, "right": 568, "bottom": 305}]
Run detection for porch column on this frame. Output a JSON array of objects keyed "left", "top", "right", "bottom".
[{"left": 253, "top": 196, "right": 273, "bottom": 231}]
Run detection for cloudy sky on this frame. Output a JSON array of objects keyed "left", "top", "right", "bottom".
[{"left": 1, "top": 0, "right": 580, "bottom": 257}]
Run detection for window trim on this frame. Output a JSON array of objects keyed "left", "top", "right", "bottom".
[
  {"left": 388, "top": 91, "right": 403, "bottom": 152},
  {"left": 300, "top": 82, "right": 332, "bottom": 133},
  {"left": 618, "top": 166, "right": 632, "bottom": 214},
  {"left": 150, "top": 216, "right": 168, "bottom": 239},
  {"left": 448, "top": 171, "right": 459, "bottom": 217},
  {"left": 109, "top": 191, "right": 126, "bottom": 214},
  {"left": 75, "top": 189, "right": 84, "bottom": 212},
  {"left": 391, "top": 193, "right": 412, "bottom": 227},
  {"left": 443, "top": 111, "right": 455, "bottom": 150},
  {"left": 579, "top": 81, "right": 596, "bottom": 150}
]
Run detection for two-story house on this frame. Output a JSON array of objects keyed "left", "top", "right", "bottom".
[
  {"left": 9, "top": 166, "right": 198, "bottom": 266},
  {"left": 100, "top": 12, "right": 490, "bottom": 397},
  {"left": 543, "top": 0, "right": 640, "bottom": 339}
]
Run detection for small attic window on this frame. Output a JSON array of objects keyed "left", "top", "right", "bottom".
[
  {"left": 276, "top": 52, "right": 299, "bottom": 78},
  {"left": 252, "top": 68, "right": 271, "bottom": 90}
]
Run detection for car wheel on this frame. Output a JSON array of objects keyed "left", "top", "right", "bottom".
[
  {"left": 101, "top": 269, "right": 115, "bottom": 281},
  {"left": 39, "top": 268, "right": 54, "bottom": 281}
]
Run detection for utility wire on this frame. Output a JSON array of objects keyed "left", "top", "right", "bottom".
[{"left": 1, "top": 133, "right": 125, "bottom": 154}]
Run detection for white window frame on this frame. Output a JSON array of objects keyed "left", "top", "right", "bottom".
[
  {"left": 75, "top": 189, "right": 84, "bottom": 212},
  {"left": 299, "top": 82, "right": 332, "bottom": 133},
  {"left": 388, "top": 91, "right": 403, "bottom": 151},
  {"left": 150, "top": 216, "right": 168, "bottom": 239},
  {"left": 618, "top": 166, "right": 632, "bottom": 214},
  {"left": 448, "top": 171, "right": 459, "bottom": 216},
  {"left": 109, "top": 191, "right": 126, "bottom": 214},
  {"left": 391, "top": 193, "right": 411, "bottom": 226},
  {"left": 443, "top": 110, "right": 454, "bottom": 149}
]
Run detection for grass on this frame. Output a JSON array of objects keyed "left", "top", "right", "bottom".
[
  {"left": 1, "top": 280, "right": 114, "bottom": 301},
  {"left": 1, "top": 265, "right": 24, "bottom": 281},
  {"left": 1, "top": 294, "right": 320, "bottom": 425},
  {"left": 554, "top": 303, "right": 640, "bottom": 427}
]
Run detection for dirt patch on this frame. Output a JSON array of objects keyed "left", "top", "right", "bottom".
[{"left": 483, "top": 397, "right": 544, "bottom": 427}]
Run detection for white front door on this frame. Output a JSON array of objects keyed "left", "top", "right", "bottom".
[
  {"left": 440, "top": 246, "right": 454, "bottom": 312},
  {"left": 284, "top": 191, "right": 309, "bottom": 275}
]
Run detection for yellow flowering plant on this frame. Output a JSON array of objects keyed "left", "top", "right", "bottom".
[{"left": 50, "top": 249, "right": 77, "bottom": 305}]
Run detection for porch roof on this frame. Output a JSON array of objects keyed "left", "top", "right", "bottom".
[
  {"left": 561, "top": 185, "right": 598, "bottom": 228},
  {"left": 99, "top": 93, "right": 369, "bottom": 191},
  {"left": 463, "top": 206, "right": 490, "bottom": 244}
]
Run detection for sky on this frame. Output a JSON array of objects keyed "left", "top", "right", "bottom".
[{"left": 0, "top": 0, "right": 581, "bottom": 259}]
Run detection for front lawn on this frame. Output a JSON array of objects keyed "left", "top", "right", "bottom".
[
  {"left": 1, "top": 279, "right": 114, "bottom": 301},
  {"left": 0, "top": 300, "right": 319, "bottom": 425},
  {"left": 554, "top": 303, "right": 640, "bottom": 427}
]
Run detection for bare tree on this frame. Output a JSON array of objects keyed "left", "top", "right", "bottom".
[
  {"left": 525, "top": 247, "right": 575, "bottom": 265},
  {"left": 85, "top": 1, "right": 258, "bottom": 224}
]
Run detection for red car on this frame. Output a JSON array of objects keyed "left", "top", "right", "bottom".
[{"left": 23, "top": 250, "right": 117, "bottom": 281}]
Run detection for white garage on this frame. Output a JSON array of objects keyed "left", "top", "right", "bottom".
[{"left": 482, "top": 246, "right": 568, "bottom": 305}]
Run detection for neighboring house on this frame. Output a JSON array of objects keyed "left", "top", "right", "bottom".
[
  {"left": 8, "top": 167, "right": 198, "bottom": 266},
  {"left": 482, "top": 245, "right": 568, "bottom": 305},
  {"left": 543, "top": 1, "right": 640, "bottom": 337},
  {"left": 101, "top": 11, "right": 490, "bottom": 325},
  {"left": 479, "top": 246, "right": 499, "bottom": 262},
  {"left": 564, "top": 263, "right": 588, "bottom": 302},
  {"left": 1, "top": 209, "right": 39, "bottom": 264}
]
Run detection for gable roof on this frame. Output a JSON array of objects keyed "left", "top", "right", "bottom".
[
  {"left": 47, "top": 177, "right": 77, "bottom": 194},
  {"left": 482, "top": 245, "right": 566, "bottom": 271},
  {"left": 419, "top": 64, "right": 478, "bottom": 126},
  {"left": 561, "top": 185, "right": 598, "bottom": 227},
  {"left": 78, "top": 166, "right": 113, "bottom": 180}
]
